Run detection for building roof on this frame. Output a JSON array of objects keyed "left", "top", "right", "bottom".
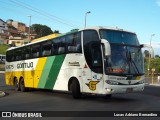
[{"left": 0, "top": 19, "right": 5, "bottom": 23}]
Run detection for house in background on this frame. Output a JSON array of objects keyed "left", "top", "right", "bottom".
[
  {"left": 0, "top": 19, "right": 36, "bottom": 46},
  {"left": 0, "top": 19, "right": 9, "bottom": 44},
  {"left": 6, "top": 19, "right": 35, "bottom": 46},
  {"left": 10, "top": 20, "right": 27, "bottom": 33}
]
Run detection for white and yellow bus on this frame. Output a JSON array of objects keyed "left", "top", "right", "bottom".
[{"left": 5, "top": 26, "right": 145, "bottom": 98}]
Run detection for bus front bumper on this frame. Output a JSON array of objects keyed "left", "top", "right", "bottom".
[{"left": 104, "top": 84, "right": 145, "bottom": 94}]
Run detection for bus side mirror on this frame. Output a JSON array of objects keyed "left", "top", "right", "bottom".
[
  {"left": 101, "top": 39, "right": 111, "bottom": 56},
  {"left": 140, "top": 44, "right": 144, "bottom": 48},
  {"left": 141, "top": 44, "right": 154, "bottom": 58}
]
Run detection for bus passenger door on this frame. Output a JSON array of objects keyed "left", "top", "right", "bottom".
[
  {"left": 83, "top": 43, "right": 103, "bottom": 93},
  {"left": 82, "top": 30, "right": 103, "bottom": 94},
  {"left": 90, "top": 44, "right": 103, "bottom": 93}
]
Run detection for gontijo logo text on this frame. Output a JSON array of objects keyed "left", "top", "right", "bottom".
[{"left": 6, "top": 62, "right": 33, "bottom": 70}]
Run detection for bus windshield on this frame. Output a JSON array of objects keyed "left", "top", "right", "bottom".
[
  {"left": 100, "top": 29, "right": 139, "bottom": 45},
  {"left": 100, "top": 29, "right": 144, "bottom": 75}
]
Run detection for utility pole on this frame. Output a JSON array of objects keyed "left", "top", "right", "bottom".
[
  {"left": 84, "top": 11, "right": 91, "bottom": 28},
  {"left": 27, "top": 15, "right": 32, "bottom": 42},
  {"left": 147, "top": 34, "right": 155, "bottom": 77}
]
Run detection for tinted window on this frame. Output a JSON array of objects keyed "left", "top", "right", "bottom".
[
  {"left": 15, "top": 49, "right": 23, "bottom": 61},
  {"left": 100, "top": 29, "right": 139, "bottom": 45},
  {"left": 31, "top": 44, "right": 41, "bottom": 58},
  {"left": 6, "top": 48, "right": 24, "bottom": 62},
  {"left": 42, "top": 41, "right": 52, "bottom": 56},
  {"left": 52, "top": 37, "right": 66, "bottom": 55},
  {"left": 24, "top": 46, "right": 31, "bottom": 59},
  {"left": 66, "top": 32, "right": 82, "bottom": 53},
  {"left": 105, "top": 44, "right": 144, "bottom": 75},
  {"left": 6, "top": 51, "right": 13, "bottom": 62},
  {"left": 83, "top": 30, "right": 103, "bottom": 73}
]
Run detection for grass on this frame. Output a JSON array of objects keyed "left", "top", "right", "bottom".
[
  {"left": 0, "top": 64, "right": 5, "bottom": 71},
  {"left": 0, "top": 44, "right": 9, "bottom": 54}
]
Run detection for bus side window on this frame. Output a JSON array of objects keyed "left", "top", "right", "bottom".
[
  {"left": 52, "top": 37, "right": 66, "bottom": 55},
  {"left": 6, "top": 51, "right": 12, "bottom": 62},
  {"left": 66, "top": 32, "right": 82, "bottom": 53},
  {"left": 52, "top": 38, "right": 59, "bottom": 55},
  {"left": 15, "top": 49, "right": 23, "bottom": 61},
  {"left": 24, "top": 46, "right": 31, "bottom": 59},
  {"left": 42, "top": 41, "right": 52, "bottom": 57},
  {"left": 58, "top": 37, "right": 66, "bottom": 54},
  {"left": 31, "top": 44, "right": 41, "bottom": 58},
  {"left": 11, "top": 51, "right": 15, "bottom": 61},
  {"left": 91, "top": 43, "right": 102, "bottom": 67}
]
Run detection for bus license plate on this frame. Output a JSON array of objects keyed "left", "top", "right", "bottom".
[{"left": 126, "top": 88, "right": 133, "bottom": 93}]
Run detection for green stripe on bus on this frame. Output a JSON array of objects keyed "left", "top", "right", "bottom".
[
  {"left": 38, "top": 56, "right": 55, "bottom": 88},
  {"left": 44, "top": 55, "right": 66, "bottom": 89}
]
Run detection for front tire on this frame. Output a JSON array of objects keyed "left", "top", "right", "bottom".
[
  {"left": 105, "top": 94, "right": 112, "bottom": 99},
  {"left": 71, "top": 79, "right": 81, "bottom": 99}
]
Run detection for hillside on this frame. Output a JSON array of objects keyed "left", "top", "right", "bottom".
[{"left": 0, "top": 44, "right": 9, "bottom": 54}]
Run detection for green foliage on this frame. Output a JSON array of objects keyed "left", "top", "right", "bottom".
[
  {"left": 53, "top": 30, "right": 59, "bottom": 34},
  {"left": 155, "top": 55, "right": 160, "bottom": 58},
  {"left": 0, "top": 44, "right": 9, "bottom": 54},
  {"left": 32, "top": 24, "right": 53, "bottom": 38},
  {"left": 144, "top": 57, "right": 160, "bottom": 74},
  {"left": 144, "top": 50, "right": 149, "bottom": 57},
  {"left": 150, "top": 58, "right": 160, "bottom": 73}
]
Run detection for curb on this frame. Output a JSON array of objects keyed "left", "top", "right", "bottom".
[
  {"left": 0, "top": 91, "right": 5, "bottom": 97},
  {"left": 149, "top": 84, "right": 160, "bottom": 86}
]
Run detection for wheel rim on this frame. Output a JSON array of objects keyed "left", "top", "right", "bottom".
[
  {"left": 20, "top": 80, "right": 24, "bottom": 90},
  {"left": 14, "top": 79, "right": 19, "bottom": 90}
]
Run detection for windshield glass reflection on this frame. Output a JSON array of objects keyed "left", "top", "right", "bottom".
[
  {"left": 99, "top": 29, "right": 144, "bottom": 75},
  {"left": 106, "top": 44, "right": 144, "bottom": 75}
]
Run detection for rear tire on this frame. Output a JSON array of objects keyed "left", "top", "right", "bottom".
[
  {"left": 14, "top": 78, "right": 20, "bottom": 91},
  {"left": 71, "top": 79, "right": 81, "bottom": 99},
  {"left": 19, "top": 78, "right": 26, "bottom": 92}
]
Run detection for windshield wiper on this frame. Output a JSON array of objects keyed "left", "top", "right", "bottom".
[{"left": 128, "top": 51, "right": 140, "bottom": 74}]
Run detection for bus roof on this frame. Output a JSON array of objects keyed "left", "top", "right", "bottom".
[
  {"left": 82, "top": 26, "right": 136, "bottom": 34},
  {"left": 7, "top": 26, "right": 136, "bottom": 51},
  {"left": 7, "top": 29, "right": 80, "bottom": 51},
  {"left": 31, "top": 33, "right": 60, "bottom": 43}
]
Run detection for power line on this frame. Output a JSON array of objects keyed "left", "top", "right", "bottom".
[
  {"left": 8, "top": 0, "right": 80, "bottom": 28},
  {"left": 15, "top": 0, "right": 79, "bottom": 26},
  {"left": 0, "top": 1, "right": 63, "bottom": 25}
]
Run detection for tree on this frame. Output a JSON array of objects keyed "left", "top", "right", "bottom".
[
  {"left": 144, "top": 50, "right": 149, "bottom": 58},
  {"left": 144, "top": 56, "right": 160, "bottom": 75},
  {"left": 150, "top": 58, "right": 160, "bottom": 74},
  {"left": 155, "top": 55, "right": 160, "bottom": 58},
  {"left": 53, "top": 30, "right": 59, "bottom": 34},
  {"left": 32, "top": 24, "right": 53, "bottom": 38}
]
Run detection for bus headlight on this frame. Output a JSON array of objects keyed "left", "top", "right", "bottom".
[{"left": 105, "top": 80, "right": 119, "bottom": 85}]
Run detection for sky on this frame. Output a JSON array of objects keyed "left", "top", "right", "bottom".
[{"left": 0, "top": 0, "right": 160, "bottom": 55}]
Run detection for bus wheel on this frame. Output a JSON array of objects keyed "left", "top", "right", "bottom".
[
  {"left": 71, "top": 79, "right": 81, "bottom": 99},
  {"left": 19, "top": 78, "right": 26, "bottom": 92},
  {"left": 105, "top": 94, "right": 112, "bottom": 99},
  {"left": 14, "top": 78, "right": 20, "bottom": 91}
]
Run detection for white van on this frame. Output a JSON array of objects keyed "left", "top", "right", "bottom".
[{"left": 0, "top": 54, "right": 6, "bottom": 63}]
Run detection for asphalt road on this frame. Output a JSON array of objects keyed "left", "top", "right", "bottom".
[{"left": 0, "top": 73, "right": 160, "bottom": 120}]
